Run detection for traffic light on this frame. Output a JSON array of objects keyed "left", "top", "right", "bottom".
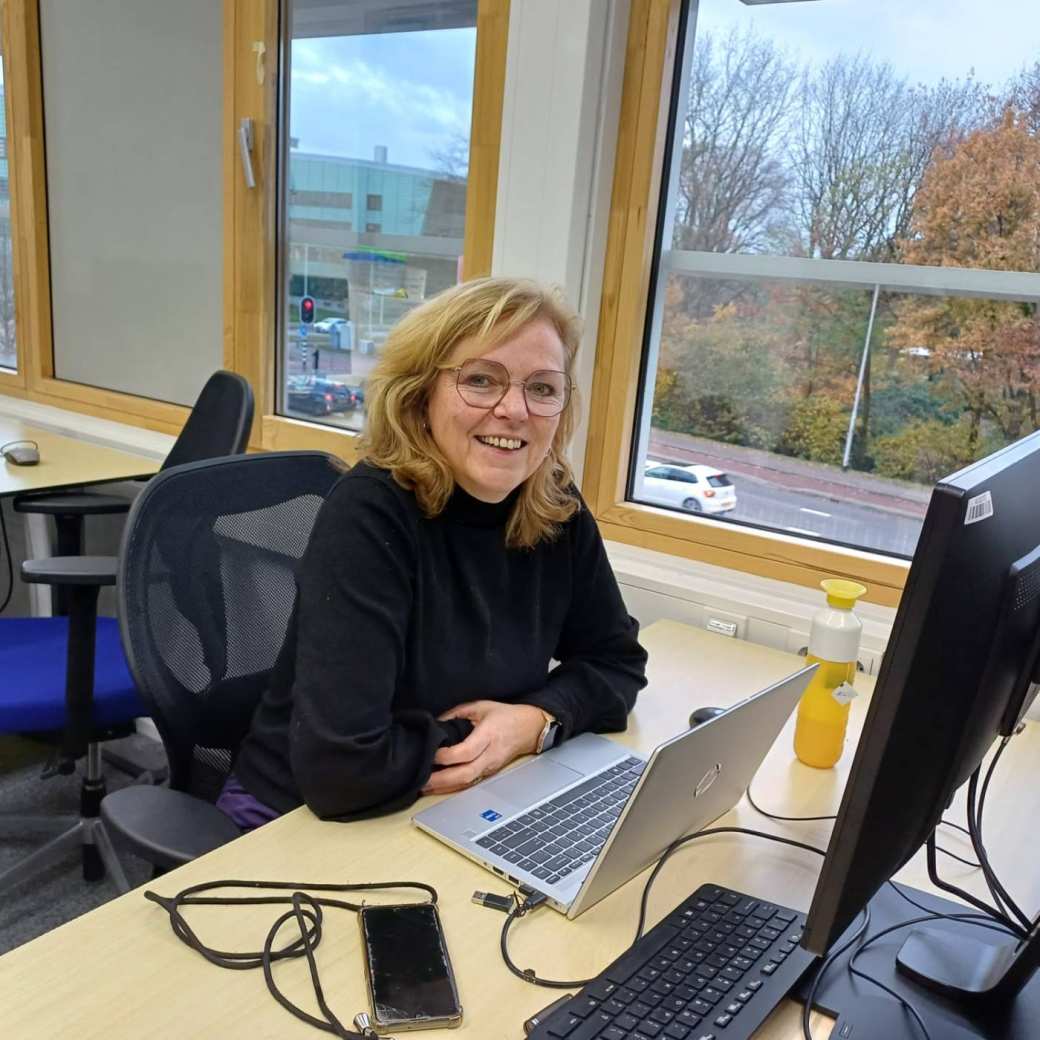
[{"left": 300, "top": 296, "right": 315, "bottom": 324}]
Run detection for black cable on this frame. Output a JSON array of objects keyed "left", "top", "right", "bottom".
[
  {"left": 499, "top": 826, "right": 829, "bottom": 990},
  {"left": 924, "top": 836, "right": 1027, "bottom": 938},
  {"left": 144, "top": 878, "right": 439, "bottom": 1038},
  {"left": 744, "top": 784, "right": 980, "bottom": 868},
  {"left": 800, "top": 907, "right": 870, "bottom": 1040},
  {"left": 0, "top": 498, "right": 13, "bottom": 614},
  {"left": 967, "top": 742, "right": 1031, "bottom": 932}
]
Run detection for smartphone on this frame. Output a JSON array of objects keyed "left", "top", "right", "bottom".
[{"left": 358, "top": 903, "right": 463, "bottom": 1032}]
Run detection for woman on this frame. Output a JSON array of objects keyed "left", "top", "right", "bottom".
[{"left": 223, "top": 277, "right": 647, "bottom": 827}]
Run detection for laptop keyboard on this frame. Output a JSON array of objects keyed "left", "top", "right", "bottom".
[
  {"left": 474, "top": 756, "right": 646, "bottom": 885},
  {"left": 527, "top": 883, "right": 815, "bottom": 1040}
]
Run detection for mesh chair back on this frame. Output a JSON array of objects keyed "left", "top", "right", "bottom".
[
  {"left": 118, "top": 451, "right": 345, "bottom": 799},
  {"left": 162, "top": 370, "right": 255, "bottom": 471}
]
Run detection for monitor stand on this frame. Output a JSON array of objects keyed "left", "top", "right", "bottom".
[{"left": 795, "top": 884, "right": 1039, "bottom": 1039}]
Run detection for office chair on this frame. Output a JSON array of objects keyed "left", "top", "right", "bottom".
[
  {"left": 99, "top": 450, "right": 346, "bottom": 870},
  {"left": 13, "top": 370, "right": 254, "bottom": 613},
  {"left": 0, "top": 560, "right": 146, "bottom": 894}
]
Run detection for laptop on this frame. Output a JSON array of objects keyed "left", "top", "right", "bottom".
[{"left": 413, "top": 664, "right": 815, "bottom": 918}]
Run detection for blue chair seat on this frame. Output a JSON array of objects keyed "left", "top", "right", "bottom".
[{"left": 0, "top": 617, "right": 145, "bottom": 732}]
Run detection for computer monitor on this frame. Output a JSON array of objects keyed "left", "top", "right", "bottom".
[{"left": 803, "top": 430, "right": 1040, "bottom": 1011}]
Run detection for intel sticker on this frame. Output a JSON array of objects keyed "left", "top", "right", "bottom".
[{"left": 480, "top": 809, "right": 502, "bottom": 822}]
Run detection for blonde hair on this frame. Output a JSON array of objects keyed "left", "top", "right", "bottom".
[{"left": 358, "top": 276, "right": 582, "bottom": 548}]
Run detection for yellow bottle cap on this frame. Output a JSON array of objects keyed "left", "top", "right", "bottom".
[{"left": 821, "top": 578, "right": 867, "bottom": 609}]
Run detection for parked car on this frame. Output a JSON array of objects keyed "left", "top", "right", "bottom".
[
  {"left": 314, "top": 317, "right": 348, "bottom": 333},
  {"left": 311, "top": 378, "right": 357, "bottom": 411},
  {"left": 287, "top": 378, "right": 336, "bottom": 416},
  {"left": 639, "top": 460, "right": 736, "bottom": 515}
]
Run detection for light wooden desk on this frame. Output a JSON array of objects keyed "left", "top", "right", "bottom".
[
  {"left": 0, "top": 620, "right": 1036, "bottom": 1039},
  {"left": 0, "top": 416, "right": 159, "bottom": 497}
]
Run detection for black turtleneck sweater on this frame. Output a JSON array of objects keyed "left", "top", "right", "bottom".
[{"left": 234, "top": 461, "right": 648, "bottom": 821}]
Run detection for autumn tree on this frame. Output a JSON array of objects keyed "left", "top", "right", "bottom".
[
  {"left": 889, "top": 112, "right": 1040, "bottom": 450},
  {"left": 788, "top": 56, "right": 988, "bottom": 262}
]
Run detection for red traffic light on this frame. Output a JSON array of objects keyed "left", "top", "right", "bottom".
[{"left": 300, "top": 296, "right": 315, "bottom": 324}]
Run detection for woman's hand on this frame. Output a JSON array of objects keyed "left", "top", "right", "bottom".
[{"left": 421, "top": 701, "right": 547, "bottom": 795}]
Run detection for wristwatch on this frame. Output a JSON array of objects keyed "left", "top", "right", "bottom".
[{"left": 535, "top": 710, "right": 562, "bottom": 754}]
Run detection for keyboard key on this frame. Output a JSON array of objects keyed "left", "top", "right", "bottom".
[
  {"left": 724, "top": 1002, "right": 742, "bottom": 1015},
  {"left": 713, "top": 1013, "right": 733, "bottom": 1027},
  {"left": 545, "top": 1013, "right": 582, "bottom": 1037},
  {"left": 664, "top": 1025, "right": 692, "bottom": 1040},
  {"left": 635, "top": 1020, "right": 663, "bottom": 1037},
  {"left": 735, "top": 989, "right": 752, "bottom": 1003},
  {"left": 760, "top": 962, "right": 779, "bottom": 975},
  {"left": 747, "top": 980, "right": 763, "bottom": 992},
  {"left": 601, "top": 1028, "right": 628, "bottom": 1040}
]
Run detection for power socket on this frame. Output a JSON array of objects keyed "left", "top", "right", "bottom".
[{"left": 705, "top": 610, "right": 746, "bottom": 639}]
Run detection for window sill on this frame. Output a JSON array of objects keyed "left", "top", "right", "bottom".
[
  {"left": 0, "top": 392, "right": 173, "bottom": 459},
  {"left": 606, "top": 537, "right": 896, "bottom": 676}
]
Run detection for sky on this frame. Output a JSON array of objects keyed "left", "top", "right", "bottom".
[
  {"left": 287, "top": 0, "right": 1038, "bottom": 173},
  {"left": 290, "top": 28, "right": 475, "bottom": 170},
  {"left": 700, "top": 0, "right": 1039, "bottom": 89}
]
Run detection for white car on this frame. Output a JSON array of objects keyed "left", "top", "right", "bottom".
[
  {"left": 639, "top": 461, "right": 737, "bottom": 515},
  {"left": 313, "top": 317, "right": 347, "bottom": 333}
]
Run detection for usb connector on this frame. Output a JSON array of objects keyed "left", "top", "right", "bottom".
[{"left": 471, "top": 890, "right": 515, "bottom": 913}]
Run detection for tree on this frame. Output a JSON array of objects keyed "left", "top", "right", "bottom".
[
  {"left": 889, "top": 113, "right": 1040, "bottom": 447},
  {"left": 674, "top": 28, "right": 796, "bottom": 256},
  {"left": 788, "top": 56, "right": 988, "bottom": 261},
  {"left": 1006, "top": 60, "right": 1040, "bottom": 135}
]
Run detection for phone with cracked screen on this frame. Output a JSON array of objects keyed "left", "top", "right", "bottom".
[{"left": 358, "top": 903, "right": 463, "bottom": 1031}]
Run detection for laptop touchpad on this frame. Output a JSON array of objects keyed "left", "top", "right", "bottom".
[{"left": 485, "top": 760, "right": 583, "bottom": 807}]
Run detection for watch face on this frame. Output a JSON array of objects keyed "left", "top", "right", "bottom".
[{"left": 540, "top": 721, "right": 561, "bottom": 753}]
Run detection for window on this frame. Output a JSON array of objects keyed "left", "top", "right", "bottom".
[
  {"left": 0, "top": 40, "right": 16, "bottom": 375},
  {"left": 278, "top": 0, "right": 482, "bottom": 434},
  {"left": 587, "top": 0, "right": 1040, "bottom": 603}
]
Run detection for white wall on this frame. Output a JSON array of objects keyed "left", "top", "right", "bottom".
[{"left": 491, "top": 0, "right": 630, "bottom": 484}]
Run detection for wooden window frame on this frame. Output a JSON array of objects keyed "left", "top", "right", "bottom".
[
  {"left": 0, "top": 0, "right": 508, "bottom": 454},
  {"left": 580, "top": 0, "right": 909, "bottom": 608},
  {"left": 231, "top": 0, "right": 509, "bottom": 463}
]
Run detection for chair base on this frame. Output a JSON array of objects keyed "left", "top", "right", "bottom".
[{"left": 0, "top": 816, "right": 130, "bottom": 895}]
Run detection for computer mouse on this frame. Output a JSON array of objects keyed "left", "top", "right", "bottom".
[
  {"left": 689, "top": 705, "right": 726, "bottom": 728},
  {"left": 1, "top": 441, "right": 39, "bottom": 466}
]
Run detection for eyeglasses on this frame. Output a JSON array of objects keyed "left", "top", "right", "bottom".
[{"left": 447, "top": 358, "right": 571, "bottom": 417}]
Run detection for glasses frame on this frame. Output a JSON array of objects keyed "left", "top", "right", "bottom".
[{"left": 445, "top": 359, "right": 573, "bottom": 417}]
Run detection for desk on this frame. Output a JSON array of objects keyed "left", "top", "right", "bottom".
[
  {"left": 0, "top": 417, "right": 159, "bottom": 497},
  {"left": 0, "top": 621, "right": 1036, "bottom": 1038}
]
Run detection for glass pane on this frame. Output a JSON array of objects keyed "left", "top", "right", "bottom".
[
  {"left": 632, "top": 0, "right": 1040, "bottom": 559},
  {"left": 0, "top": 47, "right": 15, "bottom": 374},
  {"left": 279, "top": 0, "right": 478, "bottom": 430}
]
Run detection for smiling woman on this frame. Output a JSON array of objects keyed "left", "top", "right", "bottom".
[{"left": 224, "top": 277, "right": 648, "bottom": 830}]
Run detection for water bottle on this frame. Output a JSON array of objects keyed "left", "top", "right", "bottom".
[{"left": 794, "top": 579, "right": 867, "bottom": 769}]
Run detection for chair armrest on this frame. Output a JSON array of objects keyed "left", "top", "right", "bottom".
[
  {"left": 13, "top": 491, "right": 132, "bottom": 516},
  {"left": 21, "top": 555, "right": 119, "bottom": 586}
]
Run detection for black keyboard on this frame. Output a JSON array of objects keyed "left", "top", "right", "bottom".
[
  {"left": 528, "top": 883, "right": 815, "bottom": 1040},
  {"left": 475, "top": 757, "right": 646, "bottom": 885}
]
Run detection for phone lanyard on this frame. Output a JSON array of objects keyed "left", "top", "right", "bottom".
[{"left": 145, "top": 878, "right": 439, "bottom": 1039}]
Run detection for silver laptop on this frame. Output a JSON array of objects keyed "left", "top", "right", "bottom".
[{"left": 413, "top": 664, "right": 815, "bottom": 918}]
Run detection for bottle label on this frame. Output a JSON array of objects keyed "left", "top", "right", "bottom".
[{"left": 832, "top": 682, "right": 858, "bottom": 705}]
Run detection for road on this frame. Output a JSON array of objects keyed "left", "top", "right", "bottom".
[
  {"left": 712, "top": 480, "right": 922, "bottom": 557},
  {"left": 646, "top": 434, "right": 926, "bottom": 558}
]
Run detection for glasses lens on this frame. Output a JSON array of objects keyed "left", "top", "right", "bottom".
[
  {"left": 456, "top": 359, "right": 510, "bottom": 407},
  {"left": 525, "top": 370, "right": 569, "bottom": 416}
]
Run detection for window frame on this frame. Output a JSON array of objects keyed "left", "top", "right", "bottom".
[
  {"left": 250, "top": 0, "right": 509, "bottom": 462},
  {"left": 581, "top": 0, "right": 909, "bottom": 608}
]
